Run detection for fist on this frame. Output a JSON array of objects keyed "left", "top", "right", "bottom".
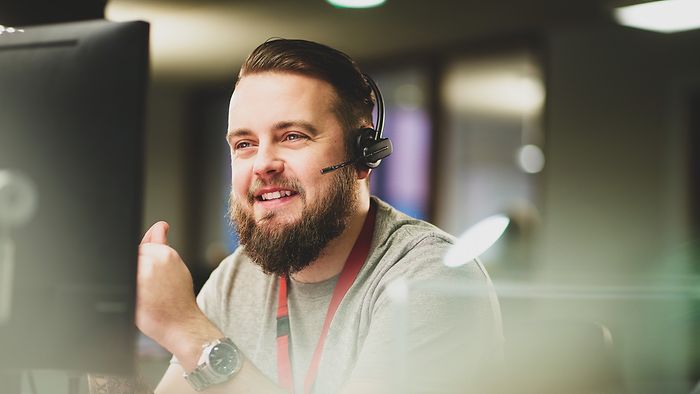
[{"left": 136, "top": 222, "right": 201, "bottom": 347}]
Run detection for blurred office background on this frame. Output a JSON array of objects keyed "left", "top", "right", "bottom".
[{"left": 3, "top": 0, "right": 700, "bottom": 392}]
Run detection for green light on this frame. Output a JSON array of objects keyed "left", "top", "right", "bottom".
[{"left": 327, "top": 0, "right": 386, "bottom": 9}]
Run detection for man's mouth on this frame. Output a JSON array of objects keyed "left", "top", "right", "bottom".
[{"left": 255, "top": 189, "right": 298, "bottom": 202}]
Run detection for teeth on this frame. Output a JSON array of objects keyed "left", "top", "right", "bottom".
[{"left": 261, "top": 190, "right": 293, "bottom": 201}]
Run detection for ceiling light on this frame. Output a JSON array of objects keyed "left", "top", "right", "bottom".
[
  {"left": 442, "top": 54, "right": 545, "bottom": 117},
  {"left": 516, "top": 144, "right": 545, "bottom": 174},
  {"left": 326, "top": 0, "right": 386, "bottom": 9},
  {"left": 614, "top": 0, "right": 700, "bottom": 33}
]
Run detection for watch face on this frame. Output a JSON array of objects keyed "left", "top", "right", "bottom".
[{"left": 210, "top": 342, "right": 238, "bottom": 376}]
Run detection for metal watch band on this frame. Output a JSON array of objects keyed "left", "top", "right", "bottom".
[
  {"left": 185, "top": 365, "right": 215, "bottom": 392},
  {"left": 185, "top": 363, "right": 223, "bottom": 392}
]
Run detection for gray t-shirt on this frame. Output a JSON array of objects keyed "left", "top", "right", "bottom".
[{"left": 193, "top": 197, "right": 502, "bottom": 393}]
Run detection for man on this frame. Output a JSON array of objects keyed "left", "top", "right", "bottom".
[{"left": 101, "top": 38, "right": 502, "bottom": 394}]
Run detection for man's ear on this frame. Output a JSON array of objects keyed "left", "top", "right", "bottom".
[{"left": 356, "top": 166, "right": 371, "bottom": 180}]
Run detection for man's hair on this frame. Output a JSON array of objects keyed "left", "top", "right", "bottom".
[{"left": 237, "top": 38, "right": 376, "bottom": 158}]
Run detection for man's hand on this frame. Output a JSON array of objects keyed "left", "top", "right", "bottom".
[
  {"left": 136, "top": 221, "right": 222, "bottom": 371},
  {"left": 136, "top": 223, "right": 287, "bottom": 394}
]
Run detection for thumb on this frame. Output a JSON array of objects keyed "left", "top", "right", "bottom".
[{"left": 141, "top": 221, "right": 170, "bottom": 245}]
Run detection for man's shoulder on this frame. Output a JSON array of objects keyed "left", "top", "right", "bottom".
[
  {"left": 203, "top": 246, "right": 268, "bottom": 291},
  {"left": 367, "top": 197, "right": 455, "bottom": 278},
  {"left": 369, "top": 197, "right": 490, "bottom": 282},
  {"left": 372, "top": 196, "right": 455, "bottom": 252}
]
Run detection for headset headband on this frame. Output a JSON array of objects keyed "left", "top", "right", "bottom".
[{"left": 364, "top": 74, "right": 385, "bottom": 140}]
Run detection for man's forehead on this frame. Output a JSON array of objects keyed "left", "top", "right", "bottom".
[
  {"left": 227, "top": 72, "right": 340, "bottom": 128},
  {"left": 233, "top": 71, "right": 336, "bottom": 97}
]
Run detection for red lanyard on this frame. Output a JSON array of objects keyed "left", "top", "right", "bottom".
[{"left": 276, "top": 203, "right": 377, "bottom": 394}]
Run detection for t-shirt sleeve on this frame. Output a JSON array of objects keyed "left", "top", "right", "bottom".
[
  {"left": 346, "top": 235, "right": 503, "bottom": 393},
  {"left": 196, "top": 262, "right": 226, "bottom": 319}
]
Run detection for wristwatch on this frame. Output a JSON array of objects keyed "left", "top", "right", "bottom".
[{"left": 184, "top": 337, "right": 243, "bottom": 391}]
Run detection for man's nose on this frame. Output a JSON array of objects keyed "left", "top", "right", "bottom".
[{"left": 253, "top": 144, "right": 284, "bottom": 178}]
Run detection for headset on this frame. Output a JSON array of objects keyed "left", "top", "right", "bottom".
[{"left": 320, "top": 74, "right": 393, "bottom": 174}]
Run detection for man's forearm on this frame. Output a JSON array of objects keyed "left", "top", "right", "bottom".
[{"left": 87, "top": 374, "right": 153, "bottom": 394}]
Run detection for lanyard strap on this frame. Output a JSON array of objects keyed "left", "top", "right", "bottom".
[{"left": 276, "top": 202, "right": 377, "bottom": 394}]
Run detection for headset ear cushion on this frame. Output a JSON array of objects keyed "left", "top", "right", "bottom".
[
  {"left": 355, "top": 128, "right": 377, "bottom": 164},
  {"left": 356, "top": 127, "right": 376, "bottom": 148}
]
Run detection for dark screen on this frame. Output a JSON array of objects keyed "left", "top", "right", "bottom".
[{"left": 0, "top": 19, "right": 148, "bottom": 375}]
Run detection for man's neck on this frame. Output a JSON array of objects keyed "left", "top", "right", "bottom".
[{"left": 290, "top": 196, "right": 371, "bottom": 284}]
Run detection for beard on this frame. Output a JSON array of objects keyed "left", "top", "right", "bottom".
[{"left": 229, "top": 165, "right": 358, "bottom": 277}]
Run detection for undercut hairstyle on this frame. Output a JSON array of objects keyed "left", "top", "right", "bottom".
[{"left": 237, "top": 38, "right": 376, "bottom": 159}]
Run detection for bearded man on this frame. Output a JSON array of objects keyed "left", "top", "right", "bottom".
[{"left": 116, "top": 39, "right": 502, "bottom": 394}]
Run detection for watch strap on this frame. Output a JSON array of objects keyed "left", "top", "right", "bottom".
[{"left": 185, "top": 365, "right": 216, "bottom": 392}]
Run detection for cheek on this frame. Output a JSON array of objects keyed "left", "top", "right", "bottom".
[
  {"left": 289, "top": 155, "right": 322, "bottom": 184},
  {"left": 230, "top": 161, "right": 251, "bottom": 199},
  {"left": 302, "top": 166, "right": 334, "bottom": 203},
  {"left": 293, "top": 145, "right": 345, "bottom": 188}
]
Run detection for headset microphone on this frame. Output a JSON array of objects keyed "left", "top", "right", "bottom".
[
  {"left": 320, "top": 74, "right": 393, "bottom": 175},
  {"left": 320, "top": 159, "right": 356, "bottom": 174}
]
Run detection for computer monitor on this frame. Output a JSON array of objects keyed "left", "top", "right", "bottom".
[{"left": 0, "top": 19, "right": 148, "bottom": 375}]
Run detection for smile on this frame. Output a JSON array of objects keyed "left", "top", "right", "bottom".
[{"left": 255, "top": 189, "right": 299, "bottom": 202}]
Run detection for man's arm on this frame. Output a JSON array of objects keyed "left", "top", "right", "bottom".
[
  {"left": 87, "top": 374, "right": 152, "bottom": 394},
  {"left": 87, "top": 355, "right": 284, "bottom": 394},
  {"left": 136, "top": 222, "right": 286, "bottom": 394},
  {"left": 155, "top": 358, "right": 283, "bottom": 394}
]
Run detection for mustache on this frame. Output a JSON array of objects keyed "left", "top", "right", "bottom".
[{"left": 245, "top": 175, "right": 306, "bottom": 204}]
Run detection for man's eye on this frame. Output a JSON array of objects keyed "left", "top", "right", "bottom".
[
  {"left": 235, "top": 141, "right": 252, "bottom": 150},
  {"left": 284, "top": 133, "right": 307, "bottom": 142}
]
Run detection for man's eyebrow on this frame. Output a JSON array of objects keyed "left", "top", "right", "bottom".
[
  {"left": 273, "top": 121, "right": 320, "bottom": 136},
  {"left": 225, "top": 121, "right": 320, "bottom": 141},
  {"left": 225, "top": 129, "right": 252, "bottom": 141}
]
